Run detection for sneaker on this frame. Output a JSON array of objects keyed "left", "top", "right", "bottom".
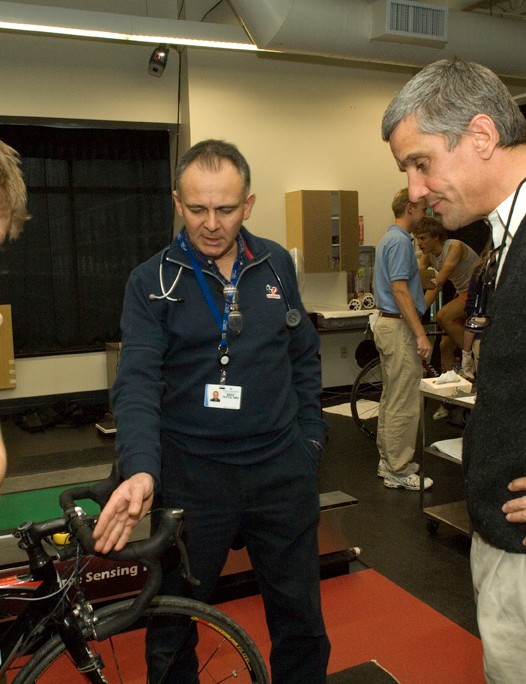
[
  {"left": 383, "top": 472, "right": 433, "bottom": 490},
  {"left": 432, "top": 405, "right": 449, "bottom": 421},
  {"left": 458, "top": 367, "right": 475, "bottom": 381},
  {"left": 377, "top": 458, "right": 419, "bottom": 478}
]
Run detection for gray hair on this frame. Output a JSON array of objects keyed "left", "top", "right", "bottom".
[
  {"left": 382, "top": 58, "right": 526, "bottom": 150},
  {"left": 175, "top": 139, "right": 251, "bottom": 195}
]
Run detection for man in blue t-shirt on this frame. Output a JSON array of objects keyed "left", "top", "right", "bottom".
[{"left": 373, "top": 188, "right": 433, "bottom": 490}]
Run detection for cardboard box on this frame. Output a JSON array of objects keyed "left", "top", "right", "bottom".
[
  {"left": 0, "top": 305, "right": 15, "bottom": 390},
  {"left": 420, "top": 376, "right": 472, "bottom": 397}
]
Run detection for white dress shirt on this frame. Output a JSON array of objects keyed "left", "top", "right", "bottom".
[{"left": 487, "top": 180, "right": 526, "bottom": 282}]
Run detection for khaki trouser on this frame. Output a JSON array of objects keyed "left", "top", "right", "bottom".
[
  {"left": 471, "top": 532, "right": 526, "bottom": 683},
  {"left": 374, "top": 316, "right": 422, "bottom": 473}
]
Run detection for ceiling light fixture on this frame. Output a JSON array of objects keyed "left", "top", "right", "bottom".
[{"left": 0, "top": 1, "right": 259, "bottom": 52}]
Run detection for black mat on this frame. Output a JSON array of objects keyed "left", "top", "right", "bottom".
[
  {"left": 13, "top": 402, "right": 108, "bottom": 433},
  {"left": 8, "top": 446, "right": 116, "bottom": 478},
  {"left": 327, "top": 661, "right": 400, "bottom": 683}
]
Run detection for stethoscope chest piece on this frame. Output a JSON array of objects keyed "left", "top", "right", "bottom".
[{"left": 285, "top": 308, "right": 302, "bottom": 328}]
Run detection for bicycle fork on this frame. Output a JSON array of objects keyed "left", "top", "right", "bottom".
[{"left": 58, "top": 596, "right": 109, "bottom": 684}]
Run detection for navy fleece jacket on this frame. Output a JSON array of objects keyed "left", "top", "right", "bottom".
[{"left": 112, "top": 227, "right": 327, "bottom": 486}]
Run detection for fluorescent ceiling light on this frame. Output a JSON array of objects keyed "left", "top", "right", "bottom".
[{"left": 0, "top": 1, "right": 259, "bottom": 51}]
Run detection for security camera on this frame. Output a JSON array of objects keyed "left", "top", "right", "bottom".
[{"left": 148, "top": 45, "right": 169, "bottom": 77}]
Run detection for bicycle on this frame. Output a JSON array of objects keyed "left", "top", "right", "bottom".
[{"left": 0, "top": 463, "right": 269, "bottom": 683}]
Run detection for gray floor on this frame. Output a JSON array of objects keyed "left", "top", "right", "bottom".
[{"left": 1, "top": 416, "right": 115, "bottom": 493}]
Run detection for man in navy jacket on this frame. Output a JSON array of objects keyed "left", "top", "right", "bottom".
[{"left": 94, "top": 139, "right": 330, "bottom": 683}]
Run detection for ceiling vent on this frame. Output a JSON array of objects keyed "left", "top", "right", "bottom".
[{"left": 370, "top": 0, "right": 448, "bottom": 48}]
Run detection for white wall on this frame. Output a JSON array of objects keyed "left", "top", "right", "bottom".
[
  {"left": 184, "top": 51, "right": 411, "bottom": 343},
  {"left": 10, "top": 353, "right": 107, "bottom": 402},
  {"left": 186, "top": 51, "right": 408, "bottom": 248},
  {"left": 0, "top": 33, "right": 180, "bottom": 123},
  {"left": 0, "top": 38, "right": 427, "bottom": 399}
]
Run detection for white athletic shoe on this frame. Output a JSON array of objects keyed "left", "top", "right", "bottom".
[
  {"left": 458, "top": 367, "right": 475, "bottom": 381},
  {"left": 383, "top": 472, "right": 433, "bottom": 491},
  {"left": 432, "top": 405, "right": 449, "bottom": 421},
  {"left": 377, "top": 459, "right": 419, "bottom": 479}
]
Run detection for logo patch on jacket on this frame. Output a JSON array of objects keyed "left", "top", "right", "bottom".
[{"left": 266, "top": 284, "right": 281, "bottom": 299}]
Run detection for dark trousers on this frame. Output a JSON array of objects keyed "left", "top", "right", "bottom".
[{"left": 145, "top": 432, "right": 330, "bottom": 683}]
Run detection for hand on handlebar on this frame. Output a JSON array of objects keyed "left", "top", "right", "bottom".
[{"left": 93, "top": 472, "right": 155, "bottom": 554}]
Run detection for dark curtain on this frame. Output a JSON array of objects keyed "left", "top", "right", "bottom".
[{"left": 0, "top": 124, "right": 173, "bottom": 356}]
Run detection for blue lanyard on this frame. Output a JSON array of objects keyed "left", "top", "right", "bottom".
[{"left": 177, "top": 233, "right": 241, "bottom": 350}]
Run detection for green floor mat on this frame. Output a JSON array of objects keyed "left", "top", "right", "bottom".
[{"left": 0, "top": 484, "right": 100, "bottom": 531}]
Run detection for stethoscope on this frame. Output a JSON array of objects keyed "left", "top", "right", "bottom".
[
  {"left": 465, "top": 176, "right": 526, "bottom": 332},
  {"left": 148, "top": 247, "right": 302, "bottom": 328},
  {"left": 148, "top": 248, "right": 184, "bottom": 302},
  {"left": 265, "top": 260, "right": 302, "bottom": 328}
]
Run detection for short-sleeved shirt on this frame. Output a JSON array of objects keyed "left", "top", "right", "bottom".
[
  {"left": 429, "top": 239, "right": 479, "bottom": 295},
  {"left": 374, "top": 224, "right": 425, "bottom": 316}
]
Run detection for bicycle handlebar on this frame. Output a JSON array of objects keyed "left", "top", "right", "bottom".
[
  {"left": 58, "top": 459, "right": 123, "bottom": 512},
  {"left": 56, "top": 461, "right": 200, "bottom": 641}
]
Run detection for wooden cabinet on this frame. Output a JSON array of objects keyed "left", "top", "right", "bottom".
[{"left": 285, "top": 190, "right": 359, "bottom": 273}]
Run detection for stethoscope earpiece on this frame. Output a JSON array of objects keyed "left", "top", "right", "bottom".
[{"left": 149, "top": 250, "right": 185, "bottom": 302}]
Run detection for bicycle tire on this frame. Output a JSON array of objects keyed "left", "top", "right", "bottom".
[
  {"left": 350, "top": 356, "right": 383, "bottom": 440},
  {"left": 13, "top": 595, "right": 270, "bottom": 684}
]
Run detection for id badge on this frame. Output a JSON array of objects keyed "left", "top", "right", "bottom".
[{"left": 204, "top": 384, "right": 242, "bottom": 410}]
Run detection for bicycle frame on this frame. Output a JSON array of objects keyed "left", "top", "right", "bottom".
[
  {"left": 0, "top": 521, "right": 73, "bottom": 679},
  {"left": 0, "top": 463, "right": 215, "bottom": 683},
  {"left": 1, "top": 506, "right": 191, "bottom": 680}
]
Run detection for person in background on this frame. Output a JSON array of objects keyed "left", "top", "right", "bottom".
[
  {"left": 415, "top": 215, "right": 479, "bottom": 374},
  {"left": 382, "top": 57, "right": 526, "bottom": 684},
  {"left": 373, "top": 187, "right": 433, "bottom": 491},
  {"left": 92, "top": 139, "right": 330, "bottom": 683},
  {"left": 460, "top": 238, "right": 494, "bottom": 380},
  {"left": 0, "top": 140, "right": 30, "bottom": 486}
]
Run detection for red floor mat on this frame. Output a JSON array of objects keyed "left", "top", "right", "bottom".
[
  {"left": 7, "top": 568, "right": 484, "bottom": 683},
  {"left": 215, "top": 569, "right": 484, "bottom": 684}
]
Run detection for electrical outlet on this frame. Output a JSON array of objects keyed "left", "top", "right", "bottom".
[{"left": 340, "top": 345, "right": 348, "bottom": 358}]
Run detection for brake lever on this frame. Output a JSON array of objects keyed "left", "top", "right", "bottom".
[{"left": 172, "top": 517, "right": 201, "bottom": 587}]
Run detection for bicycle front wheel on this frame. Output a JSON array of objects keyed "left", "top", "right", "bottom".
[
  {"left": 13, "top": 595, "right": 269, "bottom": 684},
  {"left": 350, "top": 356, "right": 383, "bottom": 440}
]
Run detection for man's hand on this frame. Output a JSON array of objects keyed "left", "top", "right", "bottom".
[
  {"left": 415, "top": 332, "right": 432, "bottom": 361},
  {"left": 502, "top": 478, "right": 526, "bottom": 545},
  {"left": 93, "top": 472, "right": 155, "bottom": 554}
]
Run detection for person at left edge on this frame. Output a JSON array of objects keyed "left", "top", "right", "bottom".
[
  {"left": 93, "top": 139, "right": 330, "bottom": 684},
  {"left": 0, "top": 141, "right": 30, "bottom": 487}
]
